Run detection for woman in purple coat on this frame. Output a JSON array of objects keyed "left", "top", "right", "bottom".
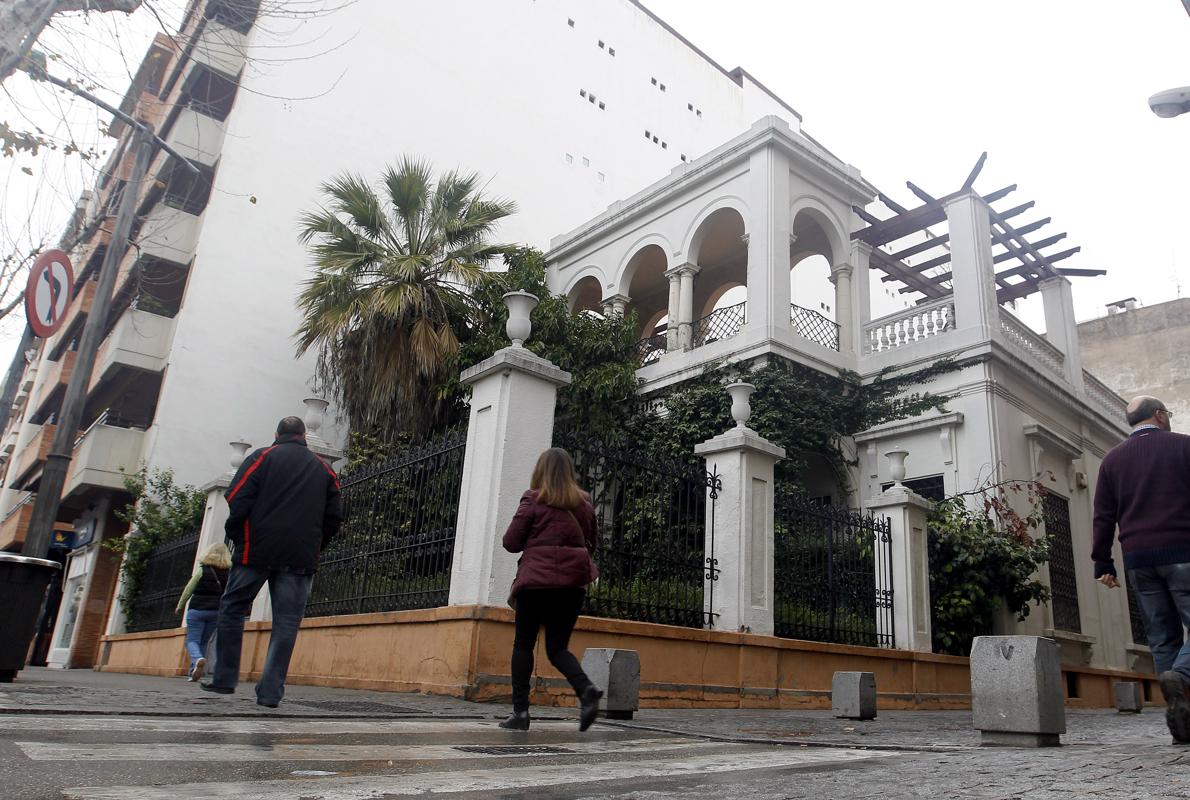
[{"left": 499, "top": 448, "right": 603, "bottom": 731}]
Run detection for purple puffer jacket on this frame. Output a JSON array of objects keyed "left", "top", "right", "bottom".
[{"left": 503, "top": 489, "right": 599, "bottom": 597}]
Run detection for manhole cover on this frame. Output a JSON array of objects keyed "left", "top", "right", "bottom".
[
  {"left": 290, "top": 700, "right": 420, "bottom": 714},
  {"left": 454, "top": 745, "right": 575, "bottom": 756}
]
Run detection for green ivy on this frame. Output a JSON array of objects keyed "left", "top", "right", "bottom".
[
  {"left": 927, "top": 476, "right": 1054, "bottom": 656},
  {"left": 106, "top": 467, "right": 206, "bottom": 621}
]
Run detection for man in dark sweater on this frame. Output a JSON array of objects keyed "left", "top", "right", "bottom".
[{"left": 1093, "top": 395, "right": 1190, "bottom": 744}]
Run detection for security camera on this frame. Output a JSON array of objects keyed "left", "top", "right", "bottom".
[{"left": 1149, "top": 87, "right": 1190, "bottom": 119}]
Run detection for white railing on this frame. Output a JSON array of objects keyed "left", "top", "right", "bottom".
[
  {"left": 1084, "top": 370, "right": 1127, "bottom": 423},
  {"left": 998, "top": 309, "right": 1065, "bottom": 379},
  {"left": 865, "top": 298, "right": 955, "bottom": 354}
]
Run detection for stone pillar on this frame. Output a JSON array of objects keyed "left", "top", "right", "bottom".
[
  {"left": 867, "top": 464, "right": 933, "bottom": 651},
  {"left": 601, "top": 293, "right": 630, "bottom": 318},
  {"left": 1038, "top": 276, "right": 1085, "bottom": 391},
  {"left": 665, "top": 269, "right": 682, "bottom": 351},
  {"left": 944, "top": 191, "right": 999, "bottom": 341},
  {"left": 448, "top": 347, "right": 573, "bottom": 606},
  {"left": 831, "top": 262, "right": 854, "bottom": 355},
  {"left": 745, "top": 136, "right": 793, "bottom": 340},
  {"left": 676, "top": 263, "right": 700, "bottom": 350},
  {"left": 694, "top": 383, "right": 784, "bottom": 634}
]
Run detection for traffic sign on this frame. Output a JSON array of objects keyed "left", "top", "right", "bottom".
[{"left": 25, "top": 249, "right": 74, "bottom": 338}]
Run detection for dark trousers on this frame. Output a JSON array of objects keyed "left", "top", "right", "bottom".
[
  {"left": 211, "top": 564, "right": 314, "bottom": 705},
  {"left": 1128, "top": 562, "right": 1190, "bottom": 678},
  {"left": 511, "top": 587, "right": 593, "bottom": 711}
]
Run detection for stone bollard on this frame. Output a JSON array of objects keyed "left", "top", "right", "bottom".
[
  {"left": 832, "top": 671, "right": 877, "bottom": 720},
  {"left": 970, "top": 636, "right": 1065, "bottom": 747},
  {"left": 1113, "top": 681, "right": 1143, "bottom": 713},
  {"left": 581, "top": 648, "right": 640, "bottom": 720}
]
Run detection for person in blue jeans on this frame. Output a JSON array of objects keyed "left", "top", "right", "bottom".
[
  {"left": 176, "top": 542, "right": 231, "bottom": 681},
  {"left": 201, "top": 416, "right": 342, "bottom": 708},
  {"left": 1093, "top": 396, "right": 1190, "bottom": 744}
]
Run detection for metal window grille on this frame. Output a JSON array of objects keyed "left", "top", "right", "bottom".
[
  {"left": 635, "top": 330, "right": 668, "bottom": 366},
  {"left": 125, "top": 529, "right": 201, "bottom": 633},
  {"left": 306, "top": 428, "right": 467, "bottom": 617},
  {"left": 691, "top": 302, "right": 745, "bottom": 349},
  {"left": 790, "top": 304, "right": 840, "bottom": 351},
  {"left": 555, "top": 430, "right": 720, "bottom": 628},
  {"left": 1044, "top": 493, "right": 1082, "bottom": 633},
  {"left": 1126, "top": 581, "right": 1148, "bottom": 647},
  {"left": 773, "top": 494, "right": 894, "bottom": 647}
]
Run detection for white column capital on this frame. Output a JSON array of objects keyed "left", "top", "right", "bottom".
[
  {"left": 665, "top": 262, "right": 700, "bottom": 279},
  {"left": 831, "top": 262, "right": 854, "bottom": 280}
]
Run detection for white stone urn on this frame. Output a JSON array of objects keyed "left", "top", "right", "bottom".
[
  {"left": 303, "top": 397, "right": 329, "bottom": 436},
  {"left": 503, "top": 291, "right": 539, "bottom": 347},
  {"left": 229, "top": 440, "right": 252, "bottom": 471},
  {"left": 725, "top": 382, "right": 755, "bottom": 428},
  {"left": 885, "top": 446, "right": 909, "bottom": 486}
]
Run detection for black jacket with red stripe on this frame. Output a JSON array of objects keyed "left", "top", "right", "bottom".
[{"left": 224, "top": 434, "right": 343, "bottom": 573}]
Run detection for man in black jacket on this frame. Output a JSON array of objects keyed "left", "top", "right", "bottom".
[{"left": 202, "top": 416, "right": 343, "bottom": 707}]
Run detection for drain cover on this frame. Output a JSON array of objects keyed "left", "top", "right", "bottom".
[
  {"left": 454, "top": 745, "right": 575, "bottom": 756},
  {"left": 291, "top": 700, "right": 420, "bottom": 714}
]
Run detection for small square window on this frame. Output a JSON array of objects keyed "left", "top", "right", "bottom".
[
  {"left": 661, "top": 141, "right": 667, "bottom": 149},
  {"left": 660, "top": 83, "right": 666, "bottom": 92},
  {"left": 688, "top": 103, "right": 694, "bottom": 111},
  {"left": 598, "top": 40, "right": 605, "bottom": 49},
  {"left": 696, "top": 109, "right": 702, "bottom": 117},
  {"left": 597, "top": 172, "right": 605, "bottom": 182},
  {"left": 652, "top": 136, "right": 658, "bottom": 143},
  {"left": 588, "top": 94, "right": 596, "bottom": 103},
  {"left": 598, "top": 101, "right": 605, "bottom": 110},
  {"left": 565, "top": 153, "right": 573, "bottom": 164},
  {"left": 567, "top": 18, "right": 574, "bottom": 27},
  {"left": 582, "top": 156, "right": 590, "bottom": 167},
  {"left": 608, "top": 48, "right": 615, "bottom": 56},
  {"left": 650, "top": 77, "right": 657, "bottom": 86},
  {"left": 644, "top": 130, "right": 651, "bottom": 138},
  {"left": 579, "top": 89, "right": 587, "bottom": 98},
  {"left": 680, "top": 154, "right": 687, "bottom": 162}
]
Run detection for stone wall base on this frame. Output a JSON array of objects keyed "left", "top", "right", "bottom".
[{"left": 97, "top": 606, "right": 1156, "bottom": 710}]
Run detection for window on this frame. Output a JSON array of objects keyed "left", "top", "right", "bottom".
[
  {"left": 688, "top": 103, "right": 694, "bottom": 111},
  {"left": 661, "top": 141, "right": 667, "bottom": 149},
  {"left": 1044, "top": 493, "right": 1082, "bottom": 632},
  {"left": 598, "top": 40, "right": 605, "bottom": 49},
  {"left": 567, "top": 18, "right": 574, "bottom": 27},
  {"left": 597, "top": 101, "right": 605, "bottom": 110},
  {"left": 696, "top": 109, "right": 702, "bottom": 117},
  {"left": 564, "top": 153, "right": 573, "bottom": 164},
  {"left": 660, "top": 83, "right": 666, "bottom": 92},
  {"left": 582, "top": 156, "right": 589, "bottom": 167},
  {"left": 644, "top": 130, "right": 651, "bottom": 139},
  {"left": 608, "top": 47, "right": 615, "bottom": 56},
  {"left": 650, "top": 77, "right": 657, "bottom": 86},
  {"left": 597, "top": 172, "right": 605, "bottom": 182},
  {"left": 680, "top": 154, "right": 687, "bottom": 162},
  {"left": 880, "top": 474, "right": 945, "bottom": 502},
  {"left": 579, "top": 89, "right": 587, "bottom": 98}
]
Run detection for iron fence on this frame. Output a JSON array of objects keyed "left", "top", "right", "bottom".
[
  {"left": 307, "top": 428, "right": 467, "bottom": 617},
  {"left": 773, "top": 494, "right": 894, "bottom": 647},
  {"left": 636, "top": 330, "right": 668, "bottom": 366},
  {"left": 555, "top": 430, "right": 720, "bottom": 628},
  {"left": 125, "top": 529, "right": 200, "bottom": 633},
  {"left": 791, "top": 303, "right": 840, "bottom": 351},
  {"left": 691, "top": 302, "right": 745, "bottom": 349}
]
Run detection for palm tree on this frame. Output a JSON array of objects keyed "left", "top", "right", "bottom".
[{"left": 296, "top": 157, "right": 516, "bottom": 439}]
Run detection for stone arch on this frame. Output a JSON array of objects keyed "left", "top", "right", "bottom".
[
  {"left": 682, "top": 197, "right": 749, "bottom": 262},
  {"left": 615, "top": 233, "right": 674, "bottom": 298},
  {"left": 789, "top": 195, "right": 848, "bottom": 267},
  {"left": 621, "top": 244, "right": 669, "bottom": 336},
  {"left": 686, "top": 205, "right": 748, "bottom": 329},
  {"left": 789, "top": 200, "right": 846, "bottom": 327},
  {"left": 566, "top": 272, "right": 604, "bottom": 314}
]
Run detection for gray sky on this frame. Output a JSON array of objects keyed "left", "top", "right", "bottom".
[{"left": 1, "top": 1, "right": 1187, "bottom": 367}]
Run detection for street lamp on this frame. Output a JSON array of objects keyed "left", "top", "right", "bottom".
[{"left": 1149, "top": 87, "right": 1190, "bottom": 119}]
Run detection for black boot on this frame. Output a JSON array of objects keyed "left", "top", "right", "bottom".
[
  {"left": 499, "top": 710, "right": 530, "bottom": 731},
  {"left": 578, "top": 685, "right": 603, "bottom": 732}
]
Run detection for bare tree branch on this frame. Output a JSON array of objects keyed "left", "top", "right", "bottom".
[{"left": 0, "top": 0, "right": 144, "bottom": 86}]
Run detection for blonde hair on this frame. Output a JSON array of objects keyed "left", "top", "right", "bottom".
[
  {"left": 530, "top": 448, "right": 584, "bottom": 510},
  {"left": 200, "top": 542, "right": 232, "bottom": 569}
]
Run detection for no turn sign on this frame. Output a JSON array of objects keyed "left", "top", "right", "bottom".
[{"left": 26, "top": 249, "right": 75, "bottom": 339}]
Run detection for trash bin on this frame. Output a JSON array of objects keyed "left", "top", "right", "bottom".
[{"left": 0, "top": 553, "right": 62, "bottom": 683}]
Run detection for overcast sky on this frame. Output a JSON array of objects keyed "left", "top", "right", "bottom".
[{"left": 1, "top": 1, "right": 1187, "bottom": 368}]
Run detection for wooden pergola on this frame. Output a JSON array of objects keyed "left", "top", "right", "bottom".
[{"left": 852, "top": 153, "right": 1105, "bottom": 305}]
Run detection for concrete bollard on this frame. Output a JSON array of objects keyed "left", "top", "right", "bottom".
[
  {"left": 580, "top": 648, "right": 640, "bottom": 720},
  {"left": 832, "top": 671, "right": 877, "bottom": 720},
  {"left": 970, "top": 635, "right": 1065, "bottom": 747},
  {"left": 1113, "top": 681, "right": 1143, "bottom": 713}
]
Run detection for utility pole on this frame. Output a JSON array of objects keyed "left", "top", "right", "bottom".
[{"left": 20, "top": 126, "right": 153, "bottom": 558}]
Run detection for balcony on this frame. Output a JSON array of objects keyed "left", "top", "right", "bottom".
[
  {"left": 46, "top": 279, "right": 98, "bottom": 359},
  {"left": 138, "top": 204, "right": 200, "bottom": 264},
  {"left": 190, "top": 19, "right": 249, "bottom": 79},
  {"left": 163, "top": 106, "right": 225, "bottom": 167},
  {"left": 63, "top": 420, "right": 147, "bottom": 501},
  {"left": 0, "top": 495, "right": 34, "bottom": 551},
  {"left": 33, "top": 350, "right": 77, "bottom": 417},
  {"left": 864, "top": 297, "right": 956, "bottom": 356},
  {"left": 90, "top": 310, "right": 175, "bottom": 392},
  {"left": 11, "top": 423, "right": 55, "bottom": 488}
]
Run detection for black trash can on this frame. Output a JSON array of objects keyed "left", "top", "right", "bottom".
[{"left": 0, "top": 553, "right": 62, "bottom": 682}]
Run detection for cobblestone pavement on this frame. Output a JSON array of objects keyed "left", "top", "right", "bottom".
[{"left": 1, "top": 668, "right": 1188, "bottom": 799}]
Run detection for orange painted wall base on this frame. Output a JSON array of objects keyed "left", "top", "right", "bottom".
[{"left": 97, "top": 605, "right": 1156, "bottom": 710}]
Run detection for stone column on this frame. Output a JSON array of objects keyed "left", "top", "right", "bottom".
[
  {"left": 694, "top": 383, "right": 785, "bottom": 634},
  {"left": 664, "top": 269, "right": 682, "bottom": 351},
  {"left": 448, "top": 347, "right": 573, "bottom": 607},
  {"left": 830, "top": 262, "right": 854, "bottom": 355},
  {"left": 867, "top": 478, "right": 933, "bottom": 652},
  {"left": 1038, "top": 276, "right": 1085, "bottom": 391},
  {"left": 601, "top": 293, "right": 630, "bottom": 318},
  {"left": 676, "top": 263, "right": 700, "bottom": 350},
  {"left": 745, "top": 136, "right": 793, "bottom": 340},
  {"left": 944, "top": 191, "right": 999, "bottom": 342}
]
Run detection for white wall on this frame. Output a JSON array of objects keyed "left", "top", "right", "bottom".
[{"left": 145, "top": 0, "right": 800, "bottom": 487}]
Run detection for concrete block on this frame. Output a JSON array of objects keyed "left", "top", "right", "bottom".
[
  {"left": 1113, "top": 681, "right": 1143, "bottom": 713},
  {"left": 970, "top": 636, "right": 1065, "bottom": 747},
  {"left": 581, "top": 648, "right": 640, "bottom": 720},
  {"left": 831, "top": 671, "right": 877, "bottom": 720}
]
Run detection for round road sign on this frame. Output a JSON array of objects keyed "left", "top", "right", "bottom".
[{"left": 26, "top": 249, "right": 75, "bottom": 339}]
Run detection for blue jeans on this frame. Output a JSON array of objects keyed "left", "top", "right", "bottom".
[
  {"left": 1128, "top": 562, "right": 1190, "bottom": 678},
  {"left": 210, "top": 564, "right": 313, "bottom": 705},
  {"left": 184, "top": 608, "right": 218, "bottom": 672}
]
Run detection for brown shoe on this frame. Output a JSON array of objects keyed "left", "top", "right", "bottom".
[
  {"left": 1158, "top": 671, "right": 1190, "bottom": 743},
  {"left": 191, "top": 657, "right": 206, "bottom": 683}
]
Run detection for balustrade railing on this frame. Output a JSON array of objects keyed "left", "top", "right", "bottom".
[
  {"left": 1083, "top": 370, "right": 1127, "bottom": 423},
  {"left": 691, "top": 302, "right": 745, "bottom": 349},
  {"left": 790, "top": 304, "right": 840, "bottom": 351},
  {"left": 998, "top": 309, "right": 1065, "bottom": 379},
  {"left": 865, "top": 298, "right": 954, "bottom": 354}
]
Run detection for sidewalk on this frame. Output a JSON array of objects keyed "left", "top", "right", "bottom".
[{"left": 0, "top": 667, "right": 1177, "bottom": 752}]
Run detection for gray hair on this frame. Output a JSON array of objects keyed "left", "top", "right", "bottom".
[{"left": 1126, "top": 397, "right": 1164, "bottom": 427}]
